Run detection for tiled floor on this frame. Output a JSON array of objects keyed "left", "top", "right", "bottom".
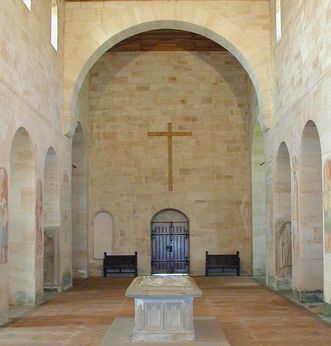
[{"left": 1, "top": 277, "right": 331, "bottom": 345}]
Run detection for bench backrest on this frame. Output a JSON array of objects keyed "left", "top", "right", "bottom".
[
  {"left": 206, "top": 251, "right": 240, "bottom": 266},
  {"left": 104, "top": 252, "right": 137, "bottom": 267}
]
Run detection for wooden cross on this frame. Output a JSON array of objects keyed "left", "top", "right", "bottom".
[{"left": 148, "top": 122, "right": 192, "bottom": 192}]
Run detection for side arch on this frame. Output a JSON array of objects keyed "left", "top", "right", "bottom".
[
  {"left": 296, "top": 120, "right": 323, "bottom": 301},
  {"left": 43, "top": 147, "right": 60, "bottom": 290},
  {"left": 8, "top": 127, "right": 36, "bottom": 305},
  {"left": 274, "top": 142, "right": 292, "bottom": 290}
]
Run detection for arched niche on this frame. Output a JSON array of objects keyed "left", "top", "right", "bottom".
[
  {"left": 9, "top": 128, "right": 36, "bottom": 305},
  {"left": 93, "top": 212, "right": 114, "bottom": 260},
  {"left": 274, "top": 142, "right": 292, "bottom": 289},
  {"left": 297, "top": 121, "right": 323, "bottom": 301},
  {"left": 43, "top": 148, "right": 60, "bottom": 290},
  {"left": 72, "top": 123, "right": 88, "bottom": 278},
  {"left": 251, "top": 122, "right": 266, "bottom": 277},
  {"left": 151, "top": 209, "right": 189, "bottom": 274}
]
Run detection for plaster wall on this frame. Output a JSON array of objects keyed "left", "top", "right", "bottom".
[{"left": 87, "top": 50, "right": 253, "bottom": 276}]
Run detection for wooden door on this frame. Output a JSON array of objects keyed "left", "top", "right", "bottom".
[{"left": 151, "top": 221, "right": 189, "bottom": 274}]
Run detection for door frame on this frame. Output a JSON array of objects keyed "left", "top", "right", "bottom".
[{"left": 150, "top": 208, "right": 190, "bottom": 275}]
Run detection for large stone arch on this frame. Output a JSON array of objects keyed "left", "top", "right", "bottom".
[{"left": 64, "top": 4, "right": 271, "bottom": 136}]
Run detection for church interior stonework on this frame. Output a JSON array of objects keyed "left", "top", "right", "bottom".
[{"left": 0, "top": 0, "right": 331, "bottom": 345}]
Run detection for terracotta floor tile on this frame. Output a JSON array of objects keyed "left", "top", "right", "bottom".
[{"left": 0, "top": 277, "right": 331, "bottom": 345}]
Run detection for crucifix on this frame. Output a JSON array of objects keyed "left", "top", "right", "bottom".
[{"left": 148, "top": 122, "right": 192, "bottom": 192}]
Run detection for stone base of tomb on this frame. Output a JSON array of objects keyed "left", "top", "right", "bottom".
[
  {"left": 133, "top": 331, "right": 194, "bottom": 342},
  {"left": 101, "top": 317, "right": 230, "bottom": 345},
  {"left": 125, "top": 276, "right": 202, "bottom": 342},
  {"left": 132, "top": 296, "right": 195, "bottom": 342}
]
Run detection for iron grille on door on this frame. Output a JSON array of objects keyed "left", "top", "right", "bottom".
[{"left": 151, "top": 221, "right": 189, "bottom": 274}]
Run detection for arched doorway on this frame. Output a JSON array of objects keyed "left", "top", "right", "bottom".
[
  {"left": 72, "top": 123, "right": 88, "bottom": 278},
  {"left": 297, "top": 121, "right": 323, "bottom": 301},
  {"left": 274, "top": 142, "right": 292, "bottom": 289},
  {"left": 43, "top": 148, "right": 60, "bottom": 291},
  {"left": 9, "top": 128, "right": 36, "bottom": 305},
  {"left": 151, "top": 209, "right": 189, "bottom": 274}
]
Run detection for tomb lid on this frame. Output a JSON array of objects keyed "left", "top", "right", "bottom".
[{"left": 125, "top": 275, "right": 202, "bottom": 298}]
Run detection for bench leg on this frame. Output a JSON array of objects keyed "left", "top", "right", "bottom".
[{"left": 237, "top": 268, "right": 240, "bottom": 276}]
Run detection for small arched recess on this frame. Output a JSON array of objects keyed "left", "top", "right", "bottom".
[{"left": 94, "top": 211, "right": 114, "bottom": 260}]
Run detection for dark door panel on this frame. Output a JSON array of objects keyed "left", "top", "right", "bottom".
[{"left": 151, "top": 221, "right": 189, "bottom": 274}]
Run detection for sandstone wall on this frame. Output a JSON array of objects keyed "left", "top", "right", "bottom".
[
  {"left": 0, "top": 0, "right": 70, "bottom": 324},
  {"left": 266, "top": 0, "right": 331, "bottom": 306},
  {"left": 87, "top": 50, "right": 253, "bottom": 276},
  {"left": 64, "top": 0, "right": 271, "bottom": 135}
]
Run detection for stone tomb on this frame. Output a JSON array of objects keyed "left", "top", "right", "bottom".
[{"left": 126, "top": 275, "right": 202, "bottom": 342}]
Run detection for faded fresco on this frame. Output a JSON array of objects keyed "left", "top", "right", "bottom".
[
  {"left": 36, "top": 179, "right": 43, "bottom": 259},
  {"left": 276, "top": 221, "right": 292, "bottom": 277},
  {"left": 324, "top": 159, "right": 331, "bottom": 253},
  {"left": 44, "top": 233, "right": 54, "bottom": 285},
  {"left": 0, "top": 168, "right": 8, "bottom": 264}
]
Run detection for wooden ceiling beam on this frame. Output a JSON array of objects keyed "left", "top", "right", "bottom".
[{"left": 109, "top": 30, "right": 226, "bottom": 52}]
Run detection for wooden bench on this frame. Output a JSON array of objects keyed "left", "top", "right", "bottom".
[
  {"left": 206, "top": 251, "right": 240, "bottom": 276},
  {"left": 103, "top": 252, "right": 138, "bottom": 277}
]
